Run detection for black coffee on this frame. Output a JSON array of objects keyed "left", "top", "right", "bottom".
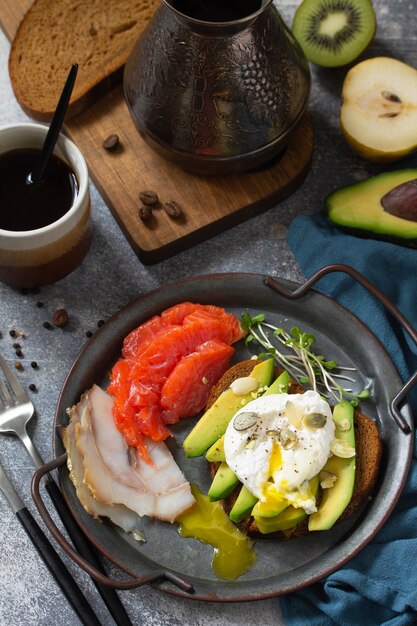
[
  {"left": 0, "top": 148, "right": 78, "bottom": 231},
  {"left": 172, "top": 0, "right": 263, "bottom": 22}
]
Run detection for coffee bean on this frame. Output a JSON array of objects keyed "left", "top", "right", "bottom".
[
  {"left": 138, "top": 205, "right": 152, "bottom": 222},
  {"left": 164, "top": 200, "right": 183, "bottom": 219},
  {"left": 53, "top": 309, "right": 69, "bottom": 327},
  {"left": 102, "top": 134, "right": 119, "bottom": 151},
  {"left": 139, "top": 190, "right": 158, "bottom": 206}
]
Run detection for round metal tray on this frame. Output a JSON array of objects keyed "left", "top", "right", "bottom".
[{"left": 53, "top": 273, "right": 413, "bottom": 601}]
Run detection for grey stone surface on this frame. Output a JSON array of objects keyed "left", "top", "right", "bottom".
[{"left": 0, "top": 1, "right": 414, "bottom": 624}]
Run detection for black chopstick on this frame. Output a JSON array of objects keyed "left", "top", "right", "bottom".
[
  {"left": 16, "top": 506, "right": 102, "bottom": 626},
  {"left": 0, "top": 463, "right": 100, "bottom": 626},
  {"left": 44, "top": 476, "right": 133, "bottom": 626}
]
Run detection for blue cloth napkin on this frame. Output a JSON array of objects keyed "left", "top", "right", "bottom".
[{"left": 279, "top": 212, "right": 417, "bottom": 626}]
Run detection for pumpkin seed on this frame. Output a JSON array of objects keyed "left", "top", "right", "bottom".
[
  {"left": 338, "top": 418, "right": 351, "bottom": 432},
  {"left": 266, "top": 429, "right": 280, "bottom": 437},
  {"left": 320, "top": 470, "right": 337, "bottom": 489},
  {"left": 279, "top": 428, "right": 298, "bottom": 450},
  {"left": 285, "top": 399, "right": 303, "bottom": 428},
  {"left": 233, "top": 411, "right": 258, "bottom": 431},
  {"left": 230, "top": 376, "right": 258, "bottom": 396},
  {"left": 303, "top": 412, "right": 327, "bottom": 429},
  {"left": 330, "top": 438, "right": 356, "bottom": 458}
]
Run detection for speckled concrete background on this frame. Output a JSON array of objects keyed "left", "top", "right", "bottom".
[{"left": 0, "top": 1, "right": 414, "bottom": 624}]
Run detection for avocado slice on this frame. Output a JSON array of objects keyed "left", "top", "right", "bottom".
[
  {"left": 253, "top": 475, "right": 319, "bottom": 534},
  {"left": 327, "top": 169, "right": 417, "bottom": 244},
  {"left": 308, "top": 401, "right": 355, "bottom": 531},
  {"left": 263, "top": 369, "right": 290, "bottom": 395},
  {"left": 252, "top": 497, "right": 288, "bottom": 519},
  {"left": 229, "top": 486, "right": 258, "bottom": 523},
  {"left": 207, "top": 462, "right": 240, "bottom": 502},
  {"left": 183, "top": 358, "right": 274, "bottom": 457},
  {"left": 206, "top": 436, "right": 226, "bottom": 462}
]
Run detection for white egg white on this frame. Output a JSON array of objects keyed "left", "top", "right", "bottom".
[{"left": 224, "top": 391, "right": 335, "bottom": 514}]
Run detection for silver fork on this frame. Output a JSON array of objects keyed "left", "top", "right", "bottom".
[
  {"left": 0, "top": 352, "right": 132, "bottom": 626},
  {"left": 0, "top": 353, "right": 44, "bottom": 467}
]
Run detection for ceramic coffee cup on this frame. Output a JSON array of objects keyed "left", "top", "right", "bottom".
[{"left": 0, "top": 122, "right": 91, "bottom": 288}]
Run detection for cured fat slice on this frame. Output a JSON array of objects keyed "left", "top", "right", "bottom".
[
  {"left": 71, "top": 385, "right": 195, "bottom": 524},
  {"left": 160, "top": 339, "right": 234, "bottom": 421}
]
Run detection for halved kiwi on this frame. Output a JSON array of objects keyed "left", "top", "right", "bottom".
[{"left": 292, "top": 0, "right": 376, "bottom": 68}]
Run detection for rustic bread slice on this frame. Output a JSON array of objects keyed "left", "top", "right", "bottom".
[
  {"left": 207, "top": 361, "right": 382, "bottom": 539},
  {"left": 9, "top": 0, "right": 158, "bottom": 121}
]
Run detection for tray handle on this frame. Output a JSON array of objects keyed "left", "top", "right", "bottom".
[
  {"left": 266, "top": 263, "right": 415, "bottom": 434},
  {"left": 31, "top": 454, "right": 194, "bottom": 593}
]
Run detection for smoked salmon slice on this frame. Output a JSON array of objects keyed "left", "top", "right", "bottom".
[
  {"left": 160, "top": 339, "right": 234, "bottom": 421},
  {"left": 108, "top": 302, "right": 245, "bottom": 459},
  {"left": 122, "top": 302, "right": 201, "bottom": 359}
]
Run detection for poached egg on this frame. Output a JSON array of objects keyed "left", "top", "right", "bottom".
[{"left": 224, "top": 391, "right": 335, "bottom": 515}]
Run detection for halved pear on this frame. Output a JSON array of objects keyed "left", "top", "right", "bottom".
[{"left": 341, "top": 57, "right": 417, "bottom": 162}]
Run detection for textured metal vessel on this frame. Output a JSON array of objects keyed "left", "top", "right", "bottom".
[{"left": 123, "top": 0, "right": 310, "bottom": 174}]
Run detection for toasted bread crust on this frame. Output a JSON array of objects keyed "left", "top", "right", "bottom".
[{"left": 207, "top": 361, "right": 381, "bottom": 539}]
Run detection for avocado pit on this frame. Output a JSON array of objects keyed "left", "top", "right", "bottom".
[{"left": 381, "top": 179, "right": 417, "bottom": 221}]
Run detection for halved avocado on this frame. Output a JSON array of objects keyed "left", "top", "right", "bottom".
[{"left": 327, "top": 169, "right": 417, "bottom": 244}]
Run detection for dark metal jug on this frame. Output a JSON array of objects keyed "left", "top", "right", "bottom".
[{"left": 124, "top": 0, "right": 310, "bottom": 175}]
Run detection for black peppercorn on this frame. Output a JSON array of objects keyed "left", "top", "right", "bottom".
[
  {"left": 86, "top": 330, "right": 93, "bottom": 338},
  {"left": 43, "top": 321, "right": 52, "bottom": 330},
  {"left": 36, "top": 301, "right": 44, "bottom": 308},
  {"left": 29, "top": 383, "right": 37, "bottom": 391},
  {"left": 97, "top": 320, "right": 105, "bottom": 327},
  {"left": 31, "top": 361, "right": 38, "bottom": 369},
  {"left": 9, "top": 330, "right": 17, "bottom": 337},
  {"left": 15, "top": 349, "right": 23, "bottom": 357}
]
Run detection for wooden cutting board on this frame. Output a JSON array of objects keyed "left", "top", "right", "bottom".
[{"left": 0, "top": 1, "right": 313, "bottom": 264}]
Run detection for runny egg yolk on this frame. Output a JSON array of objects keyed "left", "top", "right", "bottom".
[
  {"left": 256, "top": 442, "right": 287, "bottom": 517},
  {"left": 259, "top": 441, "right": 316, "bottom": 516}
]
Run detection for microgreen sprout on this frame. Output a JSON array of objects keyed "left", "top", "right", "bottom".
[{"left": 241, "top": 312, "right": 369, "bottom": 404}]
